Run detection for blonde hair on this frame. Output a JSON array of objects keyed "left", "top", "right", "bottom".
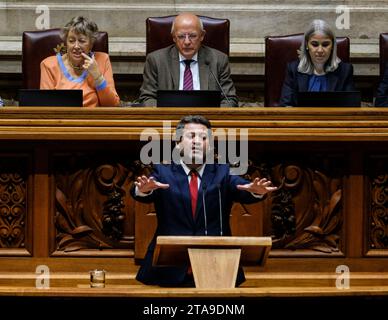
[{"left": 62, "top": 16, "right": 99, "bottom": 44}]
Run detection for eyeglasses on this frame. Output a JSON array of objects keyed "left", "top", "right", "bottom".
[{"left": 175, "top": 33, "right": 199, "bottom": 41}]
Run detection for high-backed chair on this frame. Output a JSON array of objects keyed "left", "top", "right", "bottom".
[
  {"left": 264, "top": 34, "right": 350, "bottom": 107},
  {"left": 22, "top": 28, "right": 108, "bottom": 89},
  {"left": 379, "top": 33, "right": 388, "bottom": 79},
  {"left": 146, "top": 15, "right": 230, "bottom": 56}
]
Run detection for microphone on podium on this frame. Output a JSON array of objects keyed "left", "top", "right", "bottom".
[
  {"left": 202, "top": 182, "right": 208, "bottom": 236},
  {"left": 217, "top": 184, "right": 223, "bottom": 236},
  {"left": 205, "top": 59, "right": 232, "bottom": 106}
]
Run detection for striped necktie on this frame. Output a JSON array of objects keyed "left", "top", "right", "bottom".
[{"left": 183, "top": 59, "right": 193, "bottom": 90}]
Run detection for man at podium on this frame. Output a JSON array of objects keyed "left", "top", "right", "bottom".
[{"left": 131, "top": 115, "right": 277, "bottom": 286}]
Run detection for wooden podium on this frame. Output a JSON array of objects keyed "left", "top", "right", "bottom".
[{"left": 153, "top": 236, "right": 272, "bottom": 289}]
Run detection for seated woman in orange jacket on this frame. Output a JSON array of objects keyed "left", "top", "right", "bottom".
[{"left": 40, "top": 16, "right": 120, "bottom": 108}]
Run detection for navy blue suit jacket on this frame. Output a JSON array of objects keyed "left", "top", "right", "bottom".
[
  {"left": 131, "top": 163, "right": 264, "bottom": 287},
  {"left": 279, "top": 60, "right": 355, "bottom": 107}
]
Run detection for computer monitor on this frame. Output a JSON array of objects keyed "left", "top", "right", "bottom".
[
  {"left": 297, "top": 91, "right": 361, "bottom": 107},
  {"left": 157, "top": 90, "right": 221, "bottom": 107},
  {"left": 18, "top": 89, "right": 83, "bottom": 107}
]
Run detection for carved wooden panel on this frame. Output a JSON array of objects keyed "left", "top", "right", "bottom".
[
  {"left": 246, "top": 153, "right": 344, "bottom": 255},
  {"left": 52, "top": 154, "right": 143, "bottom": 255},
  {"left": 367, "top": 156, "right": 388, "bottom": 252},
  {"left": 270, "top": 163, "right": 342, "bottom": 253},
  {"left": 0, "top": 156, "right": 29, "bottom": 254}
]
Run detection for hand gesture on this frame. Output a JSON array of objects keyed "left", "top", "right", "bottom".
[
  {"left": 81, "top": 52, "right": 100, "bottom": 80},
  {"left": 134, "top": 175, "right": 170, "bottom": 194},
  {"left": 236, "top": 177, "right": 278, "bottom": 195}
]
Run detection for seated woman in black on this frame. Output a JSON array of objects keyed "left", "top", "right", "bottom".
[{"left": 279, "top": 19, "right": 355, "bottom": 107}]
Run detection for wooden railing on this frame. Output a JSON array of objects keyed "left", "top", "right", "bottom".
[{"left": 0, "top": 107, "right": 387, "bottom": 296}]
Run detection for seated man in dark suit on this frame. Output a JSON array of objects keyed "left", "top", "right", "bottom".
[
  {"left": 375, "top": 67, "right": 388, "bottom": 106},
  {"left": 137, "top": 13, "right": 238, "bottom": 107},
  {"left": 279, "top": 19, "right": 355, "bottom": 107},
  {"left": 131, "top": 115, "right": 277, "bottom": 287}
]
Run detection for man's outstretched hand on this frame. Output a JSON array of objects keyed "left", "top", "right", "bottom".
[
  {"left": 236, "top": 177, "right": 278, "bottom": 195},
  {"left": 135, "top": 175, "right": 170, "bottom": 194}
]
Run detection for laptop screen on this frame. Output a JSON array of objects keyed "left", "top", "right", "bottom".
[
  {"left": 297, "top": 91, "right": 361, "bottom": 107},
  {"left": 19, "top": 89, "right": 83, "bottom": 107},
  {"left": 157, "top": 90, "right": 221, "bottom": 107}
]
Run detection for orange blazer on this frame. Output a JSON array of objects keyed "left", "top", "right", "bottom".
[{"left": 40, "top": 52, "right": 120, "bottom": 107}]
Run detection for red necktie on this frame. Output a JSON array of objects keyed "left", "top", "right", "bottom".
[
  {"left": 183, "top": 60, "right": 193, "bottom": 90},
  {"left": 189, "top": 170, "right": 198, "bottom": 217}
]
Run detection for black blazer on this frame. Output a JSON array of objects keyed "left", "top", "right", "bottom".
[
  {"left": 131, "top": 163, "right": 264, "bottom": 287},
  {"left": 279, "top": 60, "right": 355, "bottom": 107},
  {"left": 375, "top": 66, "right": 388, "bottom": 106}
]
